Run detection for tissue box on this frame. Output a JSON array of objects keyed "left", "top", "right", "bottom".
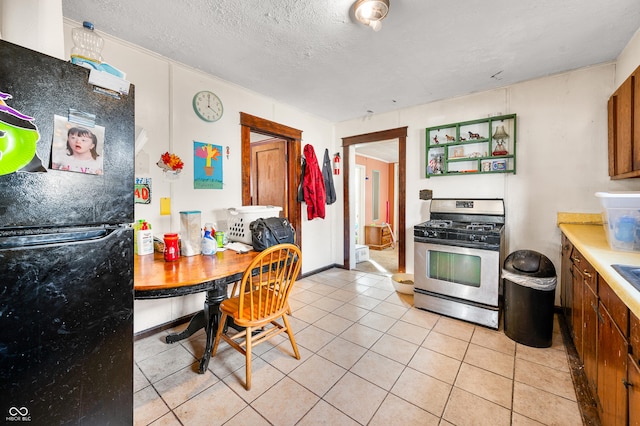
[{"left": 595, "top": 192, "right": 640, "bottom": 251}]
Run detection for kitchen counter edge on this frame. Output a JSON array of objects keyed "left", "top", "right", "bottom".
[{"left": 559, "top": 223, "right": 640, "bottom": 319}]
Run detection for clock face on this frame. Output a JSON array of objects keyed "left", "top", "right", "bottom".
[{"left": 192, "top": 90, "right": 223, "bottom": 122}]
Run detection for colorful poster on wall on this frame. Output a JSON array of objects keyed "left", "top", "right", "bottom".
[
  {"left": 193, "top": 141, "right": 223, "bottom": 189},
  {"left": 135, "top": 177, "right": 151, "bottom": 204}
]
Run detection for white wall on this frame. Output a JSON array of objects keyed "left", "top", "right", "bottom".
[
  {"left": 337, "top": 51, "right": 640, "bottom": 305},
  {"left": 61, "top": 20, "right": 336, "bottom": 332},
  {"left": 615, "top": 27, "right": 640, "bottom": 87},
  {"left": 58, "top": 18, "right": 640, "bottom": 330},
  {"left": 0, "top": 0, "right": 65, "bottom": 60}
]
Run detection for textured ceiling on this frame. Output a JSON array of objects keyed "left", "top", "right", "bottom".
[{"left": 61, "top": 0, "right": 640, "bottom": 124}]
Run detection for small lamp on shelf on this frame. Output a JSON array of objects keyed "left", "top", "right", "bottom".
[{"left": 492, "top": 125, "right": 509, "bottom": 156}]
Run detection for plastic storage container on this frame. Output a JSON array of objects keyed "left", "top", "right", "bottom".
[
  {"left": 503, "top": 250, "right": 557, "bottom": 348},
  {"left": 71, "top": 21, "right": 104, "bottom": 63},
  {"left": 163, "top": 233, "right": 180, "bottom": 262},
  {"left": 595, "top": 191, "right": 640, "bottom": 252},
  {"left": 227, "top": 206, "right": 282, "bottom": 244},
  {"left": 179, "top": 211, "right": 201, "bottom": 256}
]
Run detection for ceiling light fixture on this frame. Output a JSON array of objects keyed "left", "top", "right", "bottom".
[{"left": 353, "top": 0, "right": 389, "bottom": 32}]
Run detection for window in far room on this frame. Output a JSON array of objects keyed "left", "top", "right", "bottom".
[{"left": 372, "top": 170, "right": 380, "bottom": 221}]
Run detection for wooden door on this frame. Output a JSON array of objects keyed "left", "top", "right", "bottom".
[
  {"left": 572, "top": 265, "right": 584, "bottom": 359},
  {"left": 597, "top": 301, "right": 628, "bottom": 425},
  {"left": 629, "top": 356, "right": 640, "bottom": 426},
  {"left": 251, "top": 139, "right": 287, "bottom": 216},
  {"left": 630, "top": 312, "right": 640, "bottom": 426},
  {"left": 561, "top": 234, "right": 573, "bottom": 327},
  {"left": 583, "top": 284, "right": 598, "bottom": 395}
]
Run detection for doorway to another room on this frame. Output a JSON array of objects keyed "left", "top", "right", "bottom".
[
  {"left": 342, "top": 127, "right": 407, "bottom": 274},
  {"left": 240, "top": 113, "right": 302, "bottom": 247},
  {"left": 353, "top": 152, "right": 399, "bottom": 276}
]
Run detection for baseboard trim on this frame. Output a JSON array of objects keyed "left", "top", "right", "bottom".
[{"left": 134, "top": 314, "right": 192, "bottom": 341}]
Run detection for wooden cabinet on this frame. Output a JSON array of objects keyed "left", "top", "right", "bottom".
[
  {"left": 608, "top": 64, "right": 640, "bottom": 179},
  {"left": 629, "top": 312, "right": 640, "bottom": 426},
  {"left": 560, "top": 233, "right": 639, "bottom": 425},
  {"left": 597, "top": 277, "right": 628, "bottom": 425},
  {"left": 583, "top": 283, "right": 598, "bottom": 394},
  {"left": 365, "top": 224, "right": 392, "bottom": 250},
  {"left": 425, "top": 114, "right": 516, "bottom": 177},
  {"left": 570, "top": 247, "right": 596, "bottom": 360},
  {"left": 629, "top": 357, "right": 640, "bottom": 426},
  {"left": 560, "top": 234, "right": 574, "bottom": 329},
  {"left": 572, "top": 258, "right": 584, "bottom": 357}
]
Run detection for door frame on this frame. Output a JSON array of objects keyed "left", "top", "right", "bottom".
[
  {"left": 355, "top": 164, "right": 366, "bottom": 245},
  {"left": 342, "top": 127, "right": 407, "bottom": 272},
  {"left": 240, "top": 112, "right": 302, "bottom": 247}
]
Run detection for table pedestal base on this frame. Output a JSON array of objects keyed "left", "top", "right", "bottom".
[{"left": 164, "top": 286, "right": 227, "bottom": 374}]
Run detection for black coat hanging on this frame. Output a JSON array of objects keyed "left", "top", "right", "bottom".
[{"left": 322, "top": 149, "right": 336, "bottom": 205}]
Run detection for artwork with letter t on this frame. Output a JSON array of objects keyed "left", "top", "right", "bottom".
[{"left": 194, "top": 141, "right": 223, "bottom": 189}]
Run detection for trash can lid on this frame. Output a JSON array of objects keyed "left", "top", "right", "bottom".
[{"left": 504, "top": 250, "right": 556, "bottom": 277}]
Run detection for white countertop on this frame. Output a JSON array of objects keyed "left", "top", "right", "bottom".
[{"left": 559, "top": 223, "right": 640, "bottom": 318}]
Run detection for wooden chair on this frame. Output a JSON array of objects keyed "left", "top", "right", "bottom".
[{"left": 212, "top": 243, "right": 302, "bottom": 389}]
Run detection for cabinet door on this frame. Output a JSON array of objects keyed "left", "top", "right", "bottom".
[
  {"left": 583, "top": 285, "right": 598, "bottom": 395},
  {"left": 597, "top": 301, "right": 628, "bottom": 425},
  {"left": 631, "top": 312, "right": 640, "bottom": 366},
  {"left": 561, "top": 234, "right": 573, "bottom": 327},
  {"left": 634, "top": 67, "right": 640, "bottom": 171},
  {"left": 629, "top": 356, "right": 640, "bottom": 426},
  {"left": 599, "top": 276, "right": 628, "bottom": 337},
  {"left": 572, "top": 263, "right": 584, "bottom": 358},
  {"left": 609, "top": 76, "right": 633, "bottom": 176}
]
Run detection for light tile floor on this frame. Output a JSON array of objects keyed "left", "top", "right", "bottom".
[{"left": 134, "top": 268, "right": 583, "bottom": 425}]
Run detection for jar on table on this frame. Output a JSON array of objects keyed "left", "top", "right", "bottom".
[{"left": 163, "top": 233, "right": 180, "bottom": 261}]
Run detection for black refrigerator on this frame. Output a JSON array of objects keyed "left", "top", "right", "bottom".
[{"left": 0, "top": 40, "right": 134, "bottom": 424}]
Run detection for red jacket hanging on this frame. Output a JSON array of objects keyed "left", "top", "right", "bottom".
[{"left": 302, "top": 144, "right": 326, "bottom": 220}]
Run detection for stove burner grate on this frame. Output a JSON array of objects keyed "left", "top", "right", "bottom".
[
  {"left": 426, "top": 219, "right": 452, "bottom": 228},
  {"left": 466, "top": 223, "right": 495, "bottom": 231}
]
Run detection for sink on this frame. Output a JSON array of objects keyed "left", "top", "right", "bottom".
[{"left": 611, "top": 264, "right": 640, "bottom": 293}]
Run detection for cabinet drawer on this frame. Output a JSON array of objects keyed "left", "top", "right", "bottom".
[
  {"left": 599, "top": 276, "right": 629, "bottom": 337},
  {"left": 570, "top": 248, "right": 597, "bottom": 292},
  {"left": 381, "top": 235, "right": 392, "bottom": 245}
]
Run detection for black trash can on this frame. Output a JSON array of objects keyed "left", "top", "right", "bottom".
[{"left": 503, "top": 250, "right": 557, "bottom": 347}]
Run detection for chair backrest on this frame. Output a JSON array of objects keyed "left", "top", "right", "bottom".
[{"left": 236, "top": 243, "right": 302, "bottom": 322}]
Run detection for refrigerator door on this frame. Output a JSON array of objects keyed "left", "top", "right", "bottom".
[
  {"left": 0, "top": 227, "right": 133, "bottom": 424},
  {"left": 0, "top": 40, "right": 135, "bottom": 229}
]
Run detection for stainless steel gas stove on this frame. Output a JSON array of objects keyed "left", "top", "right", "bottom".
[{"left": 413, "top": 198, "right": 505, "bottom": 329}]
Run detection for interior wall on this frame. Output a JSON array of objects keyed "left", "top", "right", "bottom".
[
  {"left": 337, "top": 58, "right": 640, "bottom": 306},
  {"left": 61, "top": 19, "right": 336, "bottom": 332},
  {"left": 49, "top": 16, "right": 640, "bottom": 328},
  {"left": 615, "top": 26, "right": 640, "bottom": 86},
  {"left": 1, "top": 0, "right": 65, "bottom": 59}
]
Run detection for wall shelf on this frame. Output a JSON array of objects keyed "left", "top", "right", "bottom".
[{"left": 426, "top": 113, "right": 517, "bottom": 177}]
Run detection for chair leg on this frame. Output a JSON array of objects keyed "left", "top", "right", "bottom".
[
  {"left": 281, "top": 314, "right": 300, "bottom": 359},
  {"left": 245, "top": 326, "right": 252, "bottom": 390},
  {"left": 212, "top": 313, "right": 227, "bottom": 356}
]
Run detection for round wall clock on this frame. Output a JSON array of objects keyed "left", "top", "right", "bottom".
[{"left": 192, "top": 90, "right": 223, "bottom": 122}]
